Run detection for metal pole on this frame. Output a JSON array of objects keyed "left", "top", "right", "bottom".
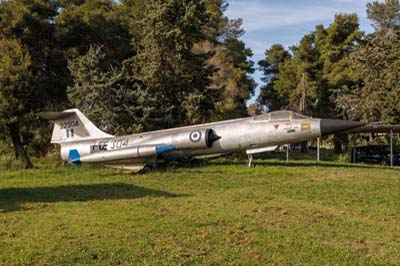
[
  {"left": 390, "top": 129, "right": 393, "bottom": 167},
  {"left": 286, "top": 144, "right": 289, "bottom": 162},
  {"left": 317, "top": 137, "right": 320, "bottom": 163}
]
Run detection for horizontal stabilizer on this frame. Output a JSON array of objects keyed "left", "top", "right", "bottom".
[{"left": 37, "top": 111, "right": 75, "bottom": 120}]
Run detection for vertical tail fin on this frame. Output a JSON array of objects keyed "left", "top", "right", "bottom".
[{"left": 38, "top": 109, "right": 113, "bottom": 143}]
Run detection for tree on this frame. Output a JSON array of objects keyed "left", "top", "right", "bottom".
[
  {"left": 132, "top": 0, "right": 218, "bottom": 129},
  {"left": 336, "top": 0, "right": 400, "bottom": 124},
  {"left": 212, "top": 37, "right": 255, "bottom": 119},
  {"left": 257, "top": 15, "right": 362, "bottom": 153},
  {"left": 55, "top": 0, "right": 132, "bottom": 65},
  {"left": 0, "top": 0, "right": 68, "bottom": 104},
  {"left": 319, "top": 14, "right": 362, "bottom": 119},
  {"left": 269, "top": 34, "right": 321, "bottom": 116},
  {"left": 199, "top": 7, "right": 255, "bottom": 120},
  {"left": 0, "top": 0, "right": 71, "bottom": 160},
  {"left": 259, "top": 14, "right": 361, "bottom": 119},
  {"left": 258, "top": 44, "right": 290, "bottom": 111},
  {"left": 366, "top": 0, "right": 400, "bottom": 32},
  {"left": 68, "top": 46, "right": 144, "bottom": 135},
  {"left": 0, "top": 39, "right": 36, "bottom": 168}
]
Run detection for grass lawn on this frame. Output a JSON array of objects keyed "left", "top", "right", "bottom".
[{"left": 0, "top": 159, "right": 399, "bottom": 265}]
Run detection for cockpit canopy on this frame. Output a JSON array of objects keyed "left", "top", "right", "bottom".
[{"left": 253, "top": 111, "right": 310, "bottom": 121}]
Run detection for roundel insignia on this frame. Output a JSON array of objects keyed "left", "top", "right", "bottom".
[{"left": 189, "top": 131, "right": 202, "bottom": 143}]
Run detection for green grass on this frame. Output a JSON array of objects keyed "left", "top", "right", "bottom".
[{"left": 1, "top": 158, "right": 400, "bottom": 265}]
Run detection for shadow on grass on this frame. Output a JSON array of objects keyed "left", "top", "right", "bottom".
[{"left": 0, "top": 183, "right": 188, "bottom": 212}]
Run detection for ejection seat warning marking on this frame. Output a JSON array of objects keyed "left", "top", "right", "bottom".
[
  {"left": 90, "top": 138, "right": 129, "bottom": 153},
  {"left": 284, "top": 122, "right": 295, "bottom": 133},
  {"left": 59, "top": 121, "right": 79, "bottom": 129}
]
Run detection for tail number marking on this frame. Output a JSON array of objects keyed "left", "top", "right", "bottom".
[
  {"left": 109, "top": 138, "right": 129, "bottom": 150},
  {"left": 91, "top": 138, "right": 129, "bottom": 153},
  {"left": 59, "top": 121, "right": 79, "bottom": 129}
]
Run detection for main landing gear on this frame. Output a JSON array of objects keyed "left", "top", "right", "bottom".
[
  {"left": 141, "top": 157, "right": 158, "bottom": 173},
  {"left": 248, "top": 155, "right": 255, "bottom": 168}
]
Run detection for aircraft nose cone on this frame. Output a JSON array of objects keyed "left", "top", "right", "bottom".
[{"left": 320, "top": 119, "right": 365, "bottom": 136}]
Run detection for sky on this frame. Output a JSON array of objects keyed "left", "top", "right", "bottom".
[{"left": 225, "top": 0, "right": 375, "bottom": 104}]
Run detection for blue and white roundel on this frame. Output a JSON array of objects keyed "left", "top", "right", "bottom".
[{"left": 189, "top": 131, "right": 202, "bottom": 142}]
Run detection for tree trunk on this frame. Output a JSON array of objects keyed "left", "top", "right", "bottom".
[
  {"left": 300, "top": 141, "right": 308, "bottom": 153},
  {"left": 7, "top": 123, "right": 33, "bottom": 169},
  {"left": 333, "top": 134, "right": 348, "bottom": 154}
]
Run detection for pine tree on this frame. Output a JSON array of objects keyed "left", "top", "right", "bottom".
[
  {"left": 56, "top": 0, "right": 132, "bottom": 65},
  {"left": 212, "top": 37, "right": 255, "bottom": 119},
  {"left": 131, "top": 0, "right": 218, "bottom": 129},
  {"left": 270, "top": 34, "right": 321, "bottom": 116},
  {"left": 68, "top": 45, "right": 144, "bottom": 135},
  {"left": 318, "top": 14, "right": 362, "bottom": 118},
  {"left": 0, "top": 0, "right": 67, "bottom": 104},
  {"left": 336, "top": 0, "right": 400, "bottom": 124},
  {"left": 258, "top": 44, "right": 290, "bottom": 111}
]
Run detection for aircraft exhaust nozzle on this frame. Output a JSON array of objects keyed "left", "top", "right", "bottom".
[{"left": 320, "top": 119, "right": 365, "bottom": 136}]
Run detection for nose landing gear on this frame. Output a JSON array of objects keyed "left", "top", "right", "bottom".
[{"left": 248, "top": 155, "right": 255, "bottom": 168}]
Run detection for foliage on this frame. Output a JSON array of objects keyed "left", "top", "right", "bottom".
[
  {"left": 336, "top": 0, "right": 400, "bottom": 124},
  {"left": 318, "top": 14, "right": 363, "bottom": 118},
  {"left": 0, "top": 0, "right": 67, "bottom": 167},
  {"left": 258, "top": 14, "right": 362, "bottom": 118},
  {"left": 213, "top": 37, "right": 256, "bottom": 119},
  {"left": 0, "top": 39, "right": 33, "bottom": 127},
  {"left": 257, "top": 13, "right": 363, "bottom": 153},
  {"left": 68, "top": 45, "right": 144, "bottom": 135},
  {"left": 0, "top": 0, "right": 67, "bottom": 103},
  {"left": 0, "top": 38, "right": 36, "bottom": 168},
  {"left": 258, "top": 44, "right": 290, "bottom": 112},
  {"left": 55, "top": 0, "right": 132, "bottom": 64},
  {"left": 132, "top": 0, "right": 218, "bottom": 129},
  {"left": 366, "top": 0, "right": 400, "bottom": 31}
]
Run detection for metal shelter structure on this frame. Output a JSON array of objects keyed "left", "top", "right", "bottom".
[{"left": 345, "top": 124, "right": 400, "bottom": 167}]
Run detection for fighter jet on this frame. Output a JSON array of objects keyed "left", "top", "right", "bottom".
[{"left": 38, "top": 109, "right": 364, "bottom": 171}]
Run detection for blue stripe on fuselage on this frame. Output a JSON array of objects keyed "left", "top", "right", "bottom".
[
  {"left": 68, "top": 149, "right": 81, "bottom": 165},
  {"left": 156, "top": 145, "right": 176, "bottom": 154}
]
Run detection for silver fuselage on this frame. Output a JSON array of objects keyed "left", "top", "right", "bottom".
[{"left": 59, "top": 114, "right": 321, "bottom": 163}]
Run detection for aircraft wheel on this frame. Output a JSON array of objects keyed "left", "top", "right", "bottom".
[
  {"left": 142, "top": 165, "right": 154, "bottom": 172},
  {"left": 248, "top": 162, "right": 256, "bottom": 168}
]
